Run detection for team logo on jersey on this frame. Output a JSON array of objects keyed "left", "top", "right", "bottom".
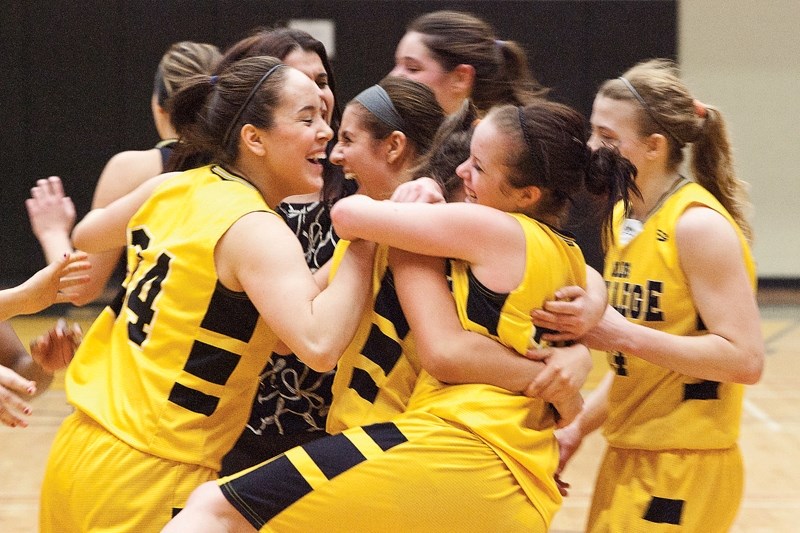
[{"left": 656, "top": 229, "right": 669, "bottom": 242}]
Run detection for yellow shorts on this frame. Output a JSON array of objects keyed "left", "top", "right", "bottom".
[
  {"left": 588, "top": 445, "right": 743, "bottom": 533},
  {"left": 220, "top": 411, "right": 552, "bottom": 532},
  {"left": 40, "top": 410, "right": 217, "bottom": 533}
]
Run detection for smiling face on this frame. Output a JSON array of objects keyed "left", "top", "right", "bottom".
[
  {"left": 282, "top": 48, "right": 335, "bottom": 125},
  {"left": 329, "top": 104, "right": 398, "bottom": 199},
  {"left": 390, "top": 31, "right": 463, "bottom": 115},
  {"left": 455, "top": 117, "right": 518, "bottom": 212},
  {"left": 257, "top": 68, "right": 333, "bottom": 201}
]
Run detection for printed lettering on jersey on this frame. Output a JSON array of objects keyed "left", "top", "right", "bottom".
[
  {"left": 609, "top": 351, "right": 628, "bottom": 376},
  {"left": 607, "top": 261, "right": 665, "bottom": 323}
]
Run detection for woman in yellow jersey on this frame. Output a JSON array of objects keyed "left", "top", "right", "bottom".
[
  {"left": 534, "top": 59, "right": 765, "bottom": 532},
  {"left": 38, "top": 56, "right": 376, "bottom": 533},
  {"left": 163, "top": 100, "right": 636, "bottom": 532}
]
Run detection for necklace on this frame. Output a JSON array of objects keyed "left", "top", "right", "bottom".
[{"left": 620, "top": 175, "right": 687, "bottom": 246}]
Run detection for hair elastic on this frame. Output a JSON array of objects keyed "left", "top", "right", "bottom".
[
  {"left": 517, "top": 106, "right": 548, "bottom": 185},
  {"left": 209, "top": 75, "right": 219, "bottom": 86},
  {"left": 693, "top": 98, "right": 707, "bottom": 119},
  {"left": 618, "top": 76, "right": 684, "bottom": 145},
  {"left": 222, "top": 63, "right": 284, "bottom": 148},
  {"left": 353, "top": 84, "right": 407, "bottom": 133}
]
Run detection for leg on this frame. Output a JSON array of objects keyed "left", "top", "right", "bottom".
[{"left": 163, "top": 482, "right": 256, "bottom": 533}]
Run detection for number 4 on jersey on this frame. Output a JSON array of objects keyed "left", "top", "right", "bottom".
[{"left": 126, "top": 228, "right": 172, "bottom": 346}]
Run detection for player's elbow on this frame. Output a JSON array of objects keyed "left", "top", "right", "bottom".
[
  {"left": 329, "top": 201, "right": 355, "bottom": 241},
  {"left": 736, "top": 348, "right": 764, "bottom": 385},
  {"left": 418, "top": 341, "right": 461, "bottom": 383},
  {"left": 294, "top": 343, "right": 339, "bottom": 373}
]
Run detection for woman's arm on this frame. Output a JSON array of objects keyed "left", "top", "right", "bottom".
[
  {"left": 331, "top": 195, "right": 526, "bottom": 293},
  {"left": 72, "top": 172, "right": 177, "bottom": 253},
  {"left": 216, "top": 212, "right": 375, "bottom": 372},
  {"left": 554, "top": 369, "right": 613, "bottom": 493},
  {"left": 0, "top": 253, "right": 90, "bottom": 322},
  {"left": 391, "top": 249, "right": 590, "bottom": 425},
  {"left": 583, "top": 207, "right": 763, "bottom": 384}
]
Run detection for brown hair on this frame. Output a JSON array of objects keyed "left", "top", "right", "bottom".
[
  {"left": 170, "top": 56, "right": 287, "bottom": 165},
  {"left": 598, "top": 59, "right": 753, "bottom": 242},
  {"left": 154, "top": 41, "right": 221, "bottom": 110},
  {"left": 489, "top": 101, "right": 638, "bottom": 246},
  {"left": 410, "top": 99, "right": 478, "bottom": 201},
  {"left": 349, "top": 76, "right": 446, "bottom": 164},
  {"left": 407, "top": 10, "right": 546, "bottom": 113}
]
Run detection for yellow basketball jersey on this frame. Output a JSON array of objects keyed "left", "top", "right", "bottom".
[
  {"left": 602, "top": 181, "right": 756, "bottom": 450},
  {"left": 66, "top": 165, "right": 279, "bottom": 471},
  {"left": 407, "top": 213, "right": 586, "bottom": 520},
  {"left": 325, "top": 242, "right": 421, "bottom": 434}
]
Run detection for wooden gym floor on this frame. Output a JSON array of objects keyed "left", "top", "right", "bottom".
[{"left": 1, "top": 287, "right": 798, "bottom": 532}]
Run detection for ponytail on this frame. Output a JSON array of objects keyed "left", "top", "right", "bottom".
[{"left": 690, "top": 107, "right": 754, "bottom": 243}]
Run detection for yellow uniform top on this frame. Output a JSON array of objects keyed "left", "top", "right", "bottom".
[
  {"left": 603, "top": 181, "right": 756, "bottom": 450},
  {"left": 66, "top": 165, "right": 279, "bottom": 471},
  {"left": 407, "top": 213, "right": 586, "bottom": 520},
  {"left": 326, "top": 242, "right": 420, "bottom": 434}
]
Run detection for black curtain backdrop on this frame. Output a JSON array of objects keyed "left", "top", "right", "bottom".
[{"left": 0, "top": 0, "right": 676, "bottom": 285}]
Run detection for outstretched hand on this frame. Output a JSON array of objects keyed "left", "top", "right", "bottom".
[
  {"left": 14, "top": 252, "right": 91, "bottom": 315},
  {"left": 25, "top": 176, "right": 77, "bottom": 241},
  {"left": 30, "top": 319, "right": 83, "bottom": 374}
]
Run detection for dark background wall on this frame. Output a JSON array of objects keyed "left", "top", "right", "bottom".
[{"left": 0, "top": 0, "right": 676, "bottom": 286}]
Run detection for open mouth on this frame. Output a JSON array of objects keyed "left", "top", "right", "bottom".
[{"left": 306, "top": 152, "right": 327, "bottom": 166}]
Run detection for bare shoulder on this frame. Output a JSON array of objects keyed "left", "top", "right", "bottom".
[
  {"left": 94, "top": 149, "right": 163, "bottom": 207},
  {"left": 676, "top": 205, "right": 745, "bottom": 269}
]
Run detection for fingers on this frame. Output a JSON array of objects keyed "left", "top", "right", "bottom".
[
  {"left": 29, "top": 320, "right": 81, "bottom": 373},
  {"left": 0, "top": 368, "right": 35, "bottom": 428},
  {"left": 553, "top": 285, "right": 586, "bottom": 301},
  {"left": 554, "top": 473, "right": 571, "bottom": 497}
]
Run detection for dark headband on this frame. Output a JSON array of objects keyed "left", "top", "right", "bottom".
[
  {"left": 618, "top": 76, "right": 684, "bottom": 145},
  {"left": 222, "top": 63, "right": 284, "bottom": 148},
  {"left": 353, "top": 84, "right": 407, "bottom": 132},
  {"left": 517, "top": 106, "right": 548, "bottom": 186}
]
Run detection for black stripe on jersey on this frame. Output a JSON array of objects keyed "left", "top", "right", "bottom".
[
  {"left": 683, "top": 380, "right": 720, "bottom": 400},
  {"left": 304, "top": 432, "right": 366, "bottom": 479},
  {"left": 362, "top": 421, "right": 409, "bottom": 451},
  {"left": 465, "top": 270, "right": 508, "bottom": 336},
  {"left": 184, "top": 340, "right": 241, "bottom": 386},
  {"left": 221, "top": 454, "right": 313, "bottom": 528},
  {"left": 167, "top": 382, "right": 220, "bottom": 416},
  {"left": 222, "top": 422, "right": 408, "bottom": 528},
  {"left": 200, "top": 281, "right": 259, "bottom": 342},
  {"left": 349, "top": 367, "right": 380, "bottom": 402},
  {"left": 361, "top": 324, "right": 403, "bottom": 375},
  {"left": 374, "top": 269, "right": 410, "bottom": 339},
  {"left": 643, "top": 496, "right": 684, "bottom": 524}
]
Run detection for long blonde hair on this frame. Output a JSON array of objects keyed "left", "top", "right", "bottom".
[{"left": 598, "top": 59, "right": 753, "bottom": 243}]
